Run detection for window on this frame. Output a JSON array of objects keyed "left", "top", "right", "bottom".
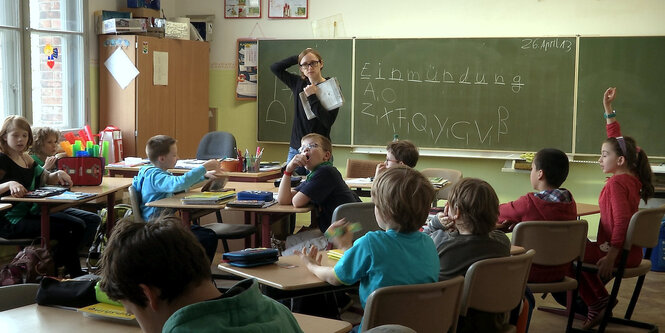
[{"left": 0, "top": 0, "right": 86, "bottom": 129}]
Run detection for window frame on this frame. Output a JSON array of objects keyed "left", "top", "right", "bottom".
[{"left": 13, "top": 0, "right": 90, "bottom": 130}]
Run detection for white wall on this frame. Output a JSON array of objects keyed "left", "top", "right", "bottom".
[{"left": 170, "top": 0, "right": 665, "bottom": 67}]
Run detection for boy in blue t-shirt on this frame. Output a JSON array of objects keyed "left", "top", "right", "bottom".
[
  {"left": 297, "top": 166, "right": 440, "bottom": 329},
  {"left": 132, "top": 135, "right": 222, "bottom": 262}
]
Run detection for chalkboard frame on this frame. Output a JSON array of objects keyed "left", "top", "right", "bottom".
[{"left": 257, "top": 36, "right": 665, "bottom": 159}]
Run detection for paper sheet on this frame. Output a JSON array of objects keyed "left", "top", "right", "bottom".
[
  {"left": 153, "top": 51, "right": 168, "bottom": 86},
  {"left": 104, "top": 48, "right": 139, "bottom": 90}
]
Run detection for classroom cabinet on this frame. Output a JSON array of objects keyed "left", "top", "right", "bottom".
[{"left": 99, "top": 35, "right": 209, "bottom": 158}]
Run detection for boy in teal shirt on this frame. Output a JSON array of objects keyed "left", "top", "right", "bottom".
[{"left": 298, "top": 166, "right": 439, "bottom": 330}]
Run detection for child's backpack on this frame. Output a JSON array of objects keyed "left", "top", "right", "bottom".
[{"left": 86, "top": 204, "right": 132, "bottom": 272}]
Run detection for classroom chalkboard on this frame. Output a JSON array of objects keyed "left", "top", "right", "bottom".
[
  {"left": 257, "top": 39, "right": 353, "bottom": 145},
  {"left": 575, "top": 36, "right": 665, "bottom": 157},
  {"left": 353, "top": 38, "right": 576, "bottom": 151}
]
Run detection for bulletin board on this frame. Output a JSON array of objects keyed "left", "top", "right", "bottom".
[{"left": 236, "top": 38, "right": 258, "bottom": 100}]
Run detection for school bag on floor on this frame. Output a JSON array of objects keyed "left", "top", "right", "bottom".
[{"left": 86, "top": 204, "right": 132, "bottom": 272}]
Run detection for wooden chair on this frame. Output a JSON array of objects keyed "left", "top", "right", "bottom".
[
  {"left": 512, "top": 220, "right": 588, "bottom": 332},
  {"left": 345, "top": 158, "right": 380, "bottom": 178},
  {"left": 331, "top": 202, "right": 381, "bottom": 242},
  {"left": 127, "top": 186, "right": 256, "bottom": 253},
  {"left": 580, "top": 205, "right": 665, "bottom": 333},
  {"left": 460, "top": 249, "right": 535, "bottom": 333},
  {"left": 361, "top": 276, "right": 465, "bottom": 333},
  {"left": 0, "top": 283, "right": 40, "bottom": 311},
  {"left": 420, "top": 168, "right": 462, "bottom": 206}
]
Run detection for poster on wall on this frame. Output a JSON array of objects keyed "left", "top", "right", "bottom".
[
  {"left": 268, "top": 0, "right": 308, "bottom": 19},
  {"left": 225, "top": 0, "right": 261, "bottom": 18},
  {"left": 236, "top": 38, "right": 258, "bottom": 100}
]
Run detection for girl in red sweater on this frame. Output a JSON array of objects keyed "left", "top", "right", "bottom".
[{"left": 581, "top": 87, "right": 655, "bottom": 329}]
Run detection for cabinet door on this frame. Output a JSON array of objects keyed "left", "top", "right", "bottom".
[
  {"left": 174, "top": 39, "right": 210, "bottom": 159},
  {"left": 136, "top": 36, "right": 176, "bottom": 158},
  {"left": 99, "top": 35, "right": 137, "bottom": 156}
]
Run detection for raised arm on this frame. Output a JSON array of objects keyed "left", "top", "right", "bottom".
[
  {"left": 603, "top": 87, "right": 622, "bottom": 138},
  {"left": 270, "top": 55, "right": 301, "bottom": 88},
  {"left": 603, "top": 87, "right": 617, "bottom": 125}
]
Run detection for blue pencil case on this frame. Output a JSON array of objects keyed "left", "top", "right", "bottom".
[
  {"left": 222, "top": 248, "right": 279, "bottom": 267},
  {"left": 237, "top": 190, "right": 273, "bottom": 202}
]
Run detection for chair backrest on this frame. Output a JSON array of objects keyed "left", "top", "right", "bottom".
[
  {"left": 346, "top": 158, "right": 380, "bottom": 178},
  {"left": 361, "top": 276, "right": 465, "bottom": 333},
  {"left": 419, "top": 168, "right": 463, "bottom": 202},
  {"left": 0, "top": 283, "right": 40, "bottom": 311},
  {"left": 460, "top": 249, "right": 535, "bottom": 316},
  {"left": 331, "top": 202, "right": 381, "bottom": 241},
  {"left": 512, "top": 220, "right": 588, "bottom": 266},
  {"left": 196, "top": 131, "right": 237, "bottom": 160},
  {"left": 625, "top": 205, "right": 665, "bottom": 250},
  {"left": 128, "top": 185, "right": 145, "bottom": 223}
]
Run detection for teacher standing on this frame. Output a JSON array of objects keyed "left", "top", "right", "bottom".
[{"left": 271, "top": 48, "right": 339, "bottom": 173}]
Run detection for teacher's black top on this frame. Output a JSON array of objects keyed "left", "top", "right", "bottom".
[{"left": 270, "top": 55, "right": 339, "bottom": 149}]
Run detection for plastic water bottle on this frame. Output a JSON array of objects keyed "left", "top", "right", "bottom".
[{"left": 392, "top": 134, "right": 399, "bottom": 142}]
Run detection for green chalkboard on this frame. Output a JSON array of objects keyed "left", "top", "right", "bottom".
[
  {"left": 257, "top": 39, "right": 352, "bottom": 145},
  {"left": 353, "top": 38, "right": 577, "bottom": 152},
  {"left": 576, "top": 36, "right": 665, "bottom": 157}
]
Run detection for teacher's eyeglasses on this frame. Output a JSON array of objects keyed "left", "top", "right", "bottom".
[{"left": 300, "top": 61, "right": 320, "bottom": 69}]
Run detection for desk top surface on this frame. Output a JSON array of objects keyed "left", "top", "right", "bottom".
[
  {"left": 0, "top": 304, "right": 351, "bottom": 333},
  {"left": 575, "top": 202, "right": 601, "bottom": 217},
  {"left": 146, "top": 181, "right": 311, "bottom": 213},
  {"left": 218, "top": 253, "right": 337, "bottom": 291},
  {"left": 219, "top": 246, "right": 525, "bottom": 291},
  {"left": 106, "top": 165, "right": 281, "bottom": 178},
  {"left": 1, "top": 177, "right": 132, "bottom": 204}
]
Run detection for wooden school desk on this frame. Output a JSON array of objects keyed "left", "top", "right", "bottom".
[
  {"left": 106, "top": 165, "right": 281, "bottom": 182},
  {"left": 144, "top": 180, "right": 279, "bottom": 225},
  {"left": 223, "top": 181, "right": 313, "bottom": 248},
  {"left": 145, "top": 181, "right": 312, "bottom": 248},
  {"left": 1, "top": 177, "right": 132, "bottom": 247},
  {"left": 218, "top": 252, "right": 357, "bottom": 301},
  {"left": 0, "top": 304, "right": 351, "bottom": 333},
  {"left": 576, "top": 202, "right": 601, "bottom": 217},
  {"left": 345, "top": 177, "right": 448, "bottom": 197}
]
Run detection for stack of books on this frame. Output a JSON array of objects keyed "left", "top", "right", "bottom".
[
  {"left": 180, "top": 191, "right": 236, "bottom": 205},
  {"left": 429, "top": 177, "right": 449, "bottom": 188}
]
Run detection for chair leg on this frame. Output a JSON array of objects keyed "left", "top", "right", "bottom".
[
  {"left": 216, "top": 210, "right": 223, "bottom": 223},
  {"left": 625, "top": 274, "right": 646, "bottom": 319},
  {"left": 597, "top": 272, "right": 625, "bottom": 333}
]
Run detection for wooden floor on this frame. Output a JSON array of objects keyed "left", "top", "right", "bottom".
[{"left": 529, "top": 271, "right": 665, "bottom": 332}]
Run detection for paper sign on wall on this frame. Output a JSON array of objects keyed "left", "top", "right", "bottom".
[
  {"left": 104, "top": 48, "right": 139, "bottom": 90},
  {"left": 153, "top": 51, "right": 168, "bottom": 86}
]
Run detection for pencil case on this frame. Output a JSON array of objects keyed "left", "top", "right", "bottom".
[
  {"left": 57, "top": 157, "right": 104, "bottom": 186},
  {"left": 222, "top": 248, "right": 279, "bottom": 267},
  {"left": 237, "top": 190, "right": 274, "bottom": 202}
]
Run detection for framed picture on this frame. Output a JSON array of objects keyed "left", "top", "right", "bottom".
[
  {"left": 236, "top": 39, "right": 258, "bottom": 100},
  {"left": 268, "top": 0, "right": 308, "bottom": 19},
  {"left": 225, "top": 0, "right": 261, "bottom": 19}
]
